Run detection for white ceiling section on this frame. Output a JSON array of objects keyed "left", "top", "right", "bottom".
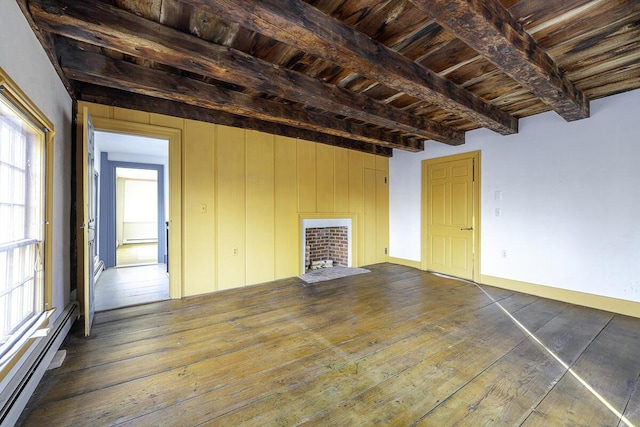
[{"left": 94, "top": 131, "right": 168, "bottom": 158}]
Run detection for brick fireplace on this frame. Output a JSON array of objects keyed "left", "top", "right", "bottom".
[
  {"left": 301, "top": 217, "right": 353, "bottom": 273},
  {"left": 304, "top": 226, "right": 349, "bottom": 272}
]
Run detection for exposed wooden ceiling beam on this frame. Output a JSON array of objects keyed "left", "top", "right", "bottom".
[
  {"left": 180, "top": 0, "right": 518, "bottom": 135},
  {"left": 14, "top": 0, "right": 74, "bottom": 96},
  {"left": 58, "top": 44, "right": 420, "bottom": 151},
  {"left": 409, "top": 0, "right": 589, "bottom": 121},
  {"left": 76, "top": 83, "right": 393, "bottom": 156},
  {"left": 29, "top": 0, "right": 461, "bottom": 145}
]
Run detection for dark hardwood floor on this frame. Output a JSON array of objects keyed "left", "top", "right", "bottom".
[{"left": 18, "top": 264, "right": 640, "bottom": 426}]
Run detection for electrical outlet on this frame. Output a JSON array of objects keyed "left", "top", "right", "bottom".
[
  {"left": 501, "top": 250, "right": 508, "bottom": 259},
  {"left": 232, "top": 247, "right": 238, "bottom": 256}
]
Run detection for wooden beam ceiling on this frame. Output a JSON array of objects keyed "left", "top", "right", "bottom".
[
  {"left": 409, "top": 0, "right": 590, "bottom": 122},
  {"left": 59, "top": 43, "right": 419, "bottom": 150},
  {"left": 14, "top": 0, "right": 73, "bottom": 94},
  {"left": 19, "top": 0, "right": 640, "bottom": 156},
  {"left": 29, "top": 0, "right": 463, "bottom": 146},
  {"left": 179, "top": 0, "right": 519, "bottom": 135},
  {"left": 77, "top": 83, "right": 393, "bottom": 156}
]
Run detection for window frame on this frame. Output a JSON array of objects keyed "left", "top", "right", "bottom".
[{"left": 0, "top": 67, "right": 55, "bottom": 376}]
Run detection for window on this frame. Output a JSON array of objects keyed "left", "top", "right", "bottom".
[
  {"left": 0, "top": 68, "right": 52, "bottom": 365},
  {"left": 121, "top": 168, "right": 158, "bottom": 242}
]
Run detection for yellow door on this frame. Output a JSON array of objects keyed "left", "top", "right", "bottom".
[
  {"left": 422, "top": 153, "right": 478, "bottom": 280},
  {"left": 364, "top": 168, "right": 390, "bottom": 265},
  {"left": 77, "top": 107, "right": 96, "bottom": 336},
  {"left": 375, "top": 169, "right": 389, "bottom": 264},
  {"left": 363, "top": 168, "right": 377, "bottom": 265}
]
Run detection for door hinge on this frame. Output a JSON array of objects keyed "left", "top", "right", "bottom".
[
  {"left": 472, "top": 159, "right": 475, "bottom": 182},
  {"left": 384, "top": 248, "right": 388, "bottom": 254},
  {"left": 384, "top": 176, "right": 388, "bottom": 184}
]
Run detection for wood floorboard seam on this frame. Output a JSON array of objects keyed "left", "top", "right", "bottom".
[
  {"left": 108, "top": 284, "right": 505, "bottom": 424},
  {"left": 110, "top": 291, "right": 500, "bottom": 423},
  {"left": 619, "top": 371, "right": 640, "bottom": 427},
  {"left": 94, "top": 278, "right": 300, "bottom": 324},
  {"left": 515, "top": 349, "right": 575, "bottom": 426},
  {"left": 92, "top": 276, "right": 432, "bottom": 341},
  {"left": 235, "top": 301, "right": 528, "bottom": 425},
  {"left": 94, "top": 270, "right": 423, "bottom": 328},
  {"left": 203, "top": 338, "right": 449, "bottom": 425},
  {"left": 19, "top": 265, "right": 639, "bottom": 426},
  {"left": 518, "top": 314, "right": 615, "bottom": 426},
  {"left": 409, "top": 300, "right": 564, "bottom": 426},
  {"left": 40, "top": 280, "right": 491, "bottom": 407},
  {"left": 88, "top": 275, "right": 464, "bottom": 348},
  {"left": 408, "top": 338, "right": 534, "bottom": 426},
  {"left": 408, "top": 283, "right": 610, "bottom": 426},
  {"left": 66, "top": 282, "right": 440, "bottom": 366},
  {"left": 571, "top": 313, "right": 614, "bottom": 364},
  {"left": 518, "top": 361, "right": 577, "bottom": 426}
]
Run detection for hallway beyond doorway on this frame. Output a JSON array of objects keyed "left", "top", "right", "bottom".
[
  {"left": 116, "top": 242, "right": 158, "bottom": 266},
  {"left": 95, "top": 264, "right": 169, "bottom": 311}
]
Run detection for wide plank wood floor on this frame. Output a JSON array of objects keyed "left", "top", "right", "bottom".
[
  {"left": 18, "top": 264, "right": 640, "bottom": 426},
  {"left": 95, "top": 264, "right": 169, "bottom": 312}
]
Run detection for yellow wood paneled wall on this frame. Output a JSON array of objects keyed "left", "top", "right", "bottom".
[
  {"left": 183, "top": 120, "right": 215, "bottom": 295},
  {"left": 80, "top": 103, "right": 389, "bottom": 296}
]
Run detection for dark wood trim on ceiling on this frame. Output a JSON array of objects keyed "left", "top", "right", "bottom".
[
  {"left": 77, "top": 83, "right": 394, "bottom": 156},
  {"left": 179, "top": 0, "right": 519, "bottom": 135},
  {"left": 20, "top": 0, "right": 634, "bottom": 156},
  {"left": 60, "top": 43, "right": 418, "bottom": 151},
  {"left": 29, "top": 0, "right": 463, "bottom": 146},
  {"left": 409, "top": 0, "right": 590, "bottom": 121}
]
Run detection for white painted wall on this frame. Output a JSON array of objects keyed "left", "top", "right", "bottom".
[
  {"left": 94, "top": 131, "right": 169, "bottom": 216},
  {"left": 389, "top": 89, "right": 640, "bottom": 303},
  {"left": 107, "top": 152, "right": 169, "bottom": 217},
  {"left": 1, "top": 2, "right": 73, "bottom": 317}
]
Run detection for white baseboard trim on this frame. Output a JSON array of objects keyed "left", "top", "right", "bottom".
[{"left": 0, "top": 301, "right": 78, "bottom": 426}]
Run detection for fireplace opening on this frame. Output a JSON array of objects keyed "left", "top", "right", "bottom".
[
  {"left": 301, "top": 217, "right": 353, "bottom": 274},
  {"left": 304, "top": 227, "right": 349, "bottom": 273}
]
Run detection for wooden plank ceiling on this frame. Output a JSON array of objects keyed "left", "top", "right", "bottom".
[{"left": 18, "top": 0, "right": 640, "bottom": 156}]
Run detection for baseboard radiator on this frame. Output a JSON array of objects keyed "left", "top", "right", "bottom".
[{"left": 0, "top": 301, "right": 78, "bottom": 426}]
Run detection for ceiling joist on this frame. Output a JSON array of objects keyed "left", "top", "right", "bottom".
[
  {"left": 410, "top": 0, "right": 590, "bottom": 121},
  {"left": 19, "top": 0, "right": 640, "bottom": 156},
  {"left": 30, "top": 0, "right": 462, "bottom": 147},
  {"left": 59, "top": 44, "right": 420, "bottom": 150},
  {"left": 179, "top": 0, "right": 519, "bottom": 135},
  {"left": 77, "top": 83, "right": 394, "bottom": 156}
]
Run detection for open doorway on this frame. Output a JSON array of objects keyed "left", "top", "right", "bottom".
[
  {"left": 115, "top": 167, "right": 159, "bottom": 266},
  {"left": 93, "top": 131, "right": 170, "bottom": 311}
]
